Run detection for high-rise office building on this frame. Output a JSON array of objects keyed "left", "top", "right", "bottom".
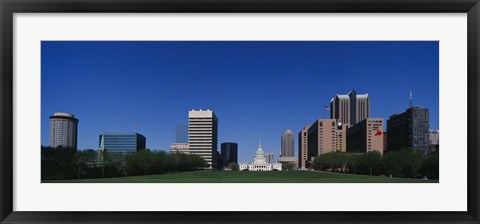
[
  {"left": 280, "top": 129, "right": 295, "bottom": 157},
  {"left": 188, "top": 109, "right": 219, "bottom": 169},
  {"left": 429, "top": 130, "right": 439, "bottom": 152},
  {"left": 346, "top": 118, "right": 384, "bottom": 155},
  {"left": 221, "top": 142, "right": 238, "bottom": 166},
  {"left": 175, "top": 124, "right": 188, "bottom": 143},
  {"left": 298, "top": 126, "right": 310, "bottom": 169},
  {"left": 307, "top": 119, "right": 348, "bottom": 162},
  {"left": 383, "top": 132, "right": 388, "bottom": 152},
  {"left": 49, "top": 112, "right": 79, "bottom": 149},
  {"left": 387, "top": 106, "right": 430, "bottom": 153},
  {"left": 330, "top": 89, "right": 370, "bottom": 126},
  {"left": 265, "top": 152, "right": 274, "bottom": 164},
  {"left": 330, "top": 95, "right": 350, "bottom": 126},
  {"left": 279, "top": 129, "right": 296, "bottom": 164},
  {"left": 98, "top": 132, "right": 146, "bottom": 154},
  {"left": 429, "top": 130, "right": 439, "bottom": 145}
]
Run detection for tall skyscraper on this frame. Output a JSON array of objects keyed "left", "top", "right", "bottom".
[
  {"left": 188, "top": 109, "right": 219, "bottom": 169},
  {"left": 298, "top": 126, "right": 310, "bottom": 169},
  {"left": 98, "top": 132, "right": 146, "bottom": 154},
  {"left": 387, "top": 106, "right": 430, "bottom": 153},
  {"left": 265, "top": 152, "right": 274, "bottom": 164},
  {"left": 330, "top": 95, "right": 350, "bottom": 126},
  {"left": 49, "top": 112, "right": 79, "bottom": 149},
  {"left": 330, "top": 89, "right": 370, "bottom": 126},
  {"left": 279, "top": 129, "right": 295, "bottom": 164},
  {"left": 346, "top": 118, "right": 384, "bottom": 155},
  {"left": 221, "top": 142, "right": 238, "bottom": 166},
  {"left": 307, "top": 119, "right": 348, "bottom": 162},
  {"left": 281, "top": 129, "right": 295, "bottom": 157},
  {"left": 175, "top": 124, "right": 188, "bottom": 143}
]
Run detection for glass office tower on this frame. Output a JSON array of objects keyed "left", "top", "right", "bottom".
[{"left": 98, "top": 132, "right": 146, "bottom": 154}]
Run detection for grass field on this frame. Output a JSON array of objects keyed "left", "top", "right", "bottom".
[{"left": 43, "top": 171, "right": 438, "bottom": 183}]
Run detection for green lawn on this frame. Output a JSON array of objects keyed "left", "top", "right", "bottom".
[{"left": 43, "top": 171, "right": 439, "bottom": 183}]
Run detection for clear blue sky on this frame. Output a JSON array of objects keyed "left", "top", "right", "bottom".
[{"left": 41, "top": 41, "right": 439, "bottom": 163}]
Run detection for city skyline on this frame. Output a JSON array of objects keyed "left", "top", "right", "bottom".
[{"left": 41, "top": 41, "right": 439, "bottom": 163}]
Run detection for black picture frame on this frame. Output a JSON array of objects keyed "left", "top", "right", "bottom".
[{"left": 1, "top": 0, "right": 479, "bottom": 223}]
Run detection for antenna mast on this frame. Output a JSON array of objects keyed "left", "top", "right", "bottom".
[
  {"left": 134, "top": 124, "right": 139, "bottom": 133},
  {"left": 409, "top": 81, "right": 413, "bottom": 108}
]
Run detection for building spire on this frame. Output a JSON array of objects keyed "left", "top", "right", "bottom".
[
  {"left": 409, "top": 81, "right": 413, "bottom": 108},
  {"left": 134, "top": 124, "right": 140, "bottom": 133},
  {"left": 98, "top": 132, "right": 106, "bottom": 162},
  {"left": 99, "top": 132, "right": 105, "bottom": 150},
  {"left": 259, "top": 138, "right": 262, "bottom": 149}
]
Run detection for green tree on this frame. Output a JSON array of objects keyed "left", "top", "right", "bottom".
[
  {"left": 151, "top": 150, "right": 169, "bottom": 174},
  {"left": 228, "top": 162, "right": 239, "bottom": 171},
  {"left": 99, "top": 151, "right": 109, "bottom": 178},
  {"left": 383, "top": 150, "right": 403, "bottom": 177},
  {"left": 137, "top": 150, "right": 154, "bottom": 175},
  {"left": 311, "top": 156, "right": 321, "bottom": 171},
  {"left": 383, "top": 148, "right": 425, "bottom": 178},
  {"left": 346, "top": 153, "right": 362, "bottom": 174},
  {"left": 363, "top": 151, "right": 383, "bottom": 176},
  {"left": 98, "top": 152, "right": 126, "bottom": 178},
  {"left": 312, "top": 151, "right": 350, "bottom": 172},
  {"left": 282, "top": 163, "right": 295, "bottom": 171},
  {"left": 408, "top": 149, "right": 425, "bottom": 178},
  {"left": 189, "top": 154, "right": 208, "bottom": 170},
  {"left": 43, "top": 146, "right": 210, "bottom": 180},
  {"left": 71, "top": 149, "right": 99, "bottom": 179},
  {"left": 41, "top": 146, "right": 76, "bottom": 180},
  {"left": 420, "top": 150, "right": 439, "bottom": 180}
]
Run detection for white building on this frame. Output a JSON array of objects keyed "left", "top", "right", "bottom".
[
  {"left": 239, "top": 143, "right": 282, "bottom": 171},
  {"left": 170, "top": 143, "right": 189, "bottom": 154},
  {"left": 188, "top": 109, "right": 220, "bottom": 169},
  {"left": 429, "top": 130, "right": 439, "bottom": 145}
]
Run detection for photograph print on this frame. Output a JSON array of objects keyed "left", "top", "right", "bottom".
[{"left": 41, "top": 41, "right": 439, "bottom": 183}]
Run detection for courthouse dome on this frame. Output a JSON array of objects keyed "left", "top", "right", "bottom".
[
  {"left": 255, "top": 143, "right": 265, "bottom": 155},
  {"left": 255, "top": 148, "right": 265, "bottom": 155}
]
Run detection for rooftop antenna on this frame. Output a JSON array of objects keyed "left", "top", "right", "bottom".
[
  {"left": 134, "top": 124, "right": 140, "bottom": 133},
  {"left": 409, "top": 81, "right": 413, "bottom": 108}
]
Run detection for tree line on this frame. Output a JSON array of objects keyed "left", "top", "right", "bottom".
[
  {"left": 311, "top": 148, "right": 439, "bottom": 179},
  {"left": 41, "top": 146, "right": 209, "bottom": 180}
]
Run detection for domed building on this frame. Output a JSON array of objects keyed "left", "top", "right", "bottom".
[{"left": 239, "top": 143, "right": 282, "bottom": 171}]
